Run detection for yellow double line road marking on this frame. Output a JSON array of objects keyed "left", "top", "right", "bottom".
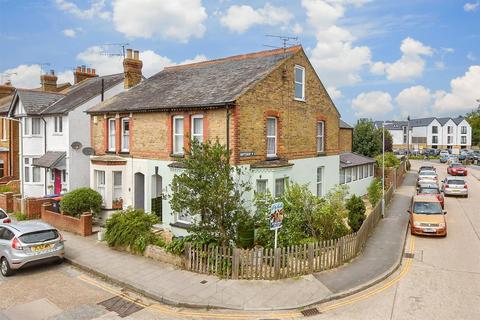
[{"left": 78, "top": 235, "right": 416, "bottom": 319}]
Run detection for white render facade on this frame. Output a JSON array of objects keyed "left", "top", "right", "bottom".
[
  {"left": 377, "top": 117, "right": 472, "bottom": 150},
  {"left": 10, "top": 81, "right": 125, "bottom": 198}
]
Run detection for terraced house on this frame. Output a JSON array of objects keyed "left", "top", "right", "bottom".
[
  {"left": 87, "top": 46, "right": 365, "bottom": 236},
  {"left": 7, "top": 51, "right": 141, "bottom": 197},
  {"left": 0, "top": 81, "right": 20, "bottom": 179}
]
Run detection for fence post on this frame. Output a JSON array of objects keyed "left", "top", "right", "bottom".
[
  {"left": 184, "top": 243, "right": 192, "bottom": 270},
  {"left": 308, "top": 243, "right": 314, "bottom": 273},
  {"left": 337, "top": 238, "right": 344, "bottom": 264},
  {"left": 274, "top": 248, "right": 281, "bottom": 279},
  {"left": 232, "top": 248, "right": 240, "bottom": 280}
]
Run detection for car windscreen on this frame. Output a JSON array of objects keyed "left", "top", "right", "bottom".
[
  {"left": 0, "top": 211, "right": 6, "bottom": 219},
  {"left": 19, "top": 229, "right": 59, "bottom": 244},
  {"left": 413, "top": 202, "right": 443, "bottom": 215},
  {"left": 418, "top": 188, "right": 439, "bottom": 195},
  {"left": 420, "top": 171, "right": 436, "bottom": 176},
  {"left": 451, "top": 163, "right": 464, "bottom": 168},
  {"left": 446, "top": 179, "right": 465, "bottom": 185}
]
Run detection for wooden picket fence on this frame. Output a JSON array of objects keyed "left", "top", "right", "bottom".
[{"left": 184, "top": 186, "right": 394, "bottom": 280}]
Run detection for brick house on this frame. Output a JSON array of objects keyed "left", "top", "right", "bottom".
[
  {"left": 87, "top": 46, "right": 363, "bottom": 235},
  {"left": 0, "top": 81, "right": 20, "bottom": 179}
]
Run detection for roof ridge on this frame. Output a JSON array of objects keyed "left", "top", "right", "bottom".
[
  {"left": 17, "top": 88, "right": 65, "bottom": 95},
  {"left": 164, "top": 45, "right": 302, "bottom": 72}
]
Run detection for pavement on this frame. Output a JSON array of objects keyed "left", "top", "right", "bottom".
[{"left": 62, "top": 172, "right": 414, "bottom": 311}]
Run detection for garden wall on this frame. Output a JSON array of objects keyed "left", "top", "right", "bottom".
[
  {"left": 0, "top": 192, "right": 14, "bottom": 212},
  {"left": 41, "top": 203, "right": 92, "bottom": 236}
]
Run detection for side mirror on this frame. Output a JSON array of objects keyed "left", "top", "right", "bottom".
[{"left": 443, "top": 211, "right": 447, "bottom": 215}]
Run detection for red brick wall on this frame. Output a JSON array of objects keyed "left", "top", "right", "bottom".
[
  {"left": 0, "top": 192, "right": 14, "bottom": 212},
  {"left": 13, "top": 195, "right": 21, "bottom": 213},
  {"left": 41, "top": 203, "right": 92, "bottom": 236},
  {"left": 25, "top": 198, "right": 52, "bottom": 219}
]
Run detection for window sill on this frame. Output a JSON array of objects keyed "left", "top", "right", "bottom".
[
  {"left": 119, "top": 151, "right": 130, "bottom": 155},
  {"left": 266, "top": 156, "right": 279, "bottom": 160},
  {"left": 294, "top": 98, "right": 306, "bottom": 102},
  {"left": 170, "top": 153, "right": 185, "bottom": 158},
  {"left": 317, "top": 151, "right": 327, "bottom": 156},
  {"left": 52, "top": 133, "right": 63, "bottom": 136}
]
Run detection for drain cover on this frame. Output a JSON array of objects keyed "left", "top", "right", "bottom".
[
  {"left": 301, "top": 307, "right": 321, "bottom": 317},
  {"left": 200, "top": 280, "right": 208, "bottom": 284},
  {"left": 404, "top": 253, "right": 415, "bottom": 259},
  {"left": 99, "top": 296, "right": 143, "bottom": 318}
]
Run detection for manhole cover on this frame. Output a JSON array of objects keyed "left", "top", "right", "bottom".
[
  {"left": 404, "top": 253, "right": 415, "bottom": 259},
  {"left": 99, "top": 296, "right": 143, "bottom": 318},
  {"left": 301, "top": 307, "right": 321, "bottom": 317}
]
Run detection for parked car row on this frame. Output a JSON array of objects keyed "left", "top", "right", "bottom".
[{"left": 411, "top": 162, "right": 470, "bottom": 237}]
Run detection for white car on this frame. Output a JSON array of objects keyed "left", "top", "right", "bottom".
[
  {"left": 442, "top": 177, "right": 468, "bottom": 197},
  {"left": 439, "top": 150, "right": 449, "bottom": 158}
]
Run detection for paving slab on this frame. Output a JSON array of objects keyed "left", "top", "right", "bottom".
[{"left": 2, "top": 298, "right": 62, "bottom": 320}]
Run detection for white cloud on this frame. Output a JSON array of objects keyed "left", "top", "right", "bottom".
[
  {"left": 292, "top": 23, "right": 303, "bottom": 35},
  {"left": 76, "top": 46, "right": 207, "bottom": 78},
  {"left": 371, "top": 37, "right": 433, "bottom": 82},
  {"left": 301, "top": 0, "right": 372, "bottom": 87},
  {"left": 464, "top": 2, "right": 479, "bottom": 11},
  {"left": 433, "top": 65, "right": 480, "bottom": 114},
  {"left": 57, "top": 70, "right": 74, "bottom": 85},
  {"left": 2, "top": 64, "right": 42, "bottom": 88},
  {"left": 467, "top": 52, "right": 477, "bottom": 61},
  {"left": 55, "top": 0, "right": 111, "bottom": 20},
  {"left": 63, "top": 29, "right": 76, "bottom": 38},
  {"left": 352, "top": 91, "right": 393, "bottom": 117},
  {"left": 395, "top": 85, "right": 432, "bottom": 117},
  {"left": 220, "top": 3, "right": 293, "bottom": 33},
  {"left": 112, "top": 0, "right": 207, "bottom": 42},
  {"left": 326, "top": 86, "right": 342, "bottom": 99}
]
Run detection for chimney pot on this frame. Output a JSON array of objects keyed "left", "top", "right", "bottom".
[
  {"left": 92, "top": 68, "right": 96, "bottom": 75},
  {"left": 133, "top": 50, "right": 139, "bottom": 60},
  {"left": 76, "top": 66, "right": 81, "bottom": 72},
  {"left": 87, "top": 68, "right": 91, "bottom": 74},
  {"left": 126, "top": 49, "right": 133, "bottom": 59},
  {"left": 50, "top": 69, "right": 55, "bottom": 75},
  {"left": 81, "top": 66, "right": 86, "bottom": 73}
]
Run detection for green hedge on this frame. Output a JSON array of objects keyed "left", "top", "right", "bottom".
[
  {"left": 367, "top": 178, "right": 383, "bottom": 207},
  {"left": 346, "top": 195, "right": 366, "bottom": 232},
  {"left": 60, "top": 188, "right": 102, "bottom": 217}
]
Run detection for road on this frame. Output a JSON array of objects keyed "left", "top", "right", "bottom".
[{"left": 1, "top": 160, "right": 480, "bottom": 319}]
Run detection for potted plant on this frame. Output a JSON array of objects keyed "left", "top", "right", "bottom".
[{"left": 112, "top": 198, "right": 123, "bottom": 210}]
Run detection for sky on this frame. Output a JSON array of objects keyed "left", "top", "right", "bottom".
[{"left": 0, "top": 0, "right": 479, "bottom": 125}]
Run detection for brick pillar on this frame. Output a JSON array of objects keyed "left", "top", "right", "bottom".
[
  {"left": 80, "top": 213, "right": 93, "bottom": 236},
  {"left": 4, "top": 192, "right": 13, "bottom": 212}
]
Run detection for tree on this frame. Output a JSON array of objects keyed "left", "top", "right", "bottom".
[
  {"left": 346, "top": 195, "right": 366, "bottom": 232},
  {"left": 170, "top": 140, "right": 251, "bottom": 247},
  {"left": 353, "top": 119, "right": 382, "bottom": 157},
  {"left": 466, "top": 107, "right": 480, "bottom": 147},
  {"left": 353, "top": 119, "right": 393, "bottom": 157}
]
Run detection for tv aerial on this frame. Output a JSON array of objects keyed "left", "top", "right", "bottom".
[{"left": 101, "top": 43, "right": 130, "bottom": 58}]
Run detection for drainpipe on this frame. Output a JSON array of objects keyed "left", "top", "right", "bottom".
[
  {"left": 101, "top": 78, "right": 105, "bottom": 102},
  {"left": 226, "top": 108, "right": 230, "bottom": 154},
  {"left": 41, "top": 116, "right": 47, "bottom": 195}
]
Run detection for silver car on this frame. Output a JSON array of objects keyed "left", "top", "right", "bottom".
[
  {"left": 417, "top": 170, "right": 438, "bottom": 186},
  {"left": 0, "top": 221, "right": 64, "bottom": 276},
  {"left": 442, "top": 177, "right": 468, "bottom": 197},
  {"left": 0, "top": 209, "right": 10, "bottom": 224}
]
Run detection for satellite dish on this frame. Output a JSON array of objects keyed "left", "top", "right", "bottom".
[
  {"left": 82, "top": 147, "right": 95, "bottom": 156},
  {"left": 71, "top": 141, "right": 82, "bottom": 150}
]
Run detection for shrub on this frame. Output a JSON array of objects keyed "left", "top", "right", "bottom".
[
  {"left": 0, "top": 185, "right": 12, "bottom": 193},
  {"left": 105, "top": 208, "right": 158, "bottom": 253},
  {"left": 346, "top": 195, "right": 366, "bottom": 232},
  {"left": 367, "top": 178, "right": 383, "bottom": 207},
  {"left": 375, "top": 152, "right": 400, "bottom": 168},
  {"left": 60, "top": 188, "right": 102, "bottom": 217},
  {"left": 14, "top": 212, "right": 28, "bottom": 221},
  {"left": 165, "top": 237, "right": 190, "bottom": 255}
]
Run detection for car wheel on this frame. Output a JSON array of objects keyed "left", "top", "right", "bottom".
[
  {"left": 1, "top": 258, "right": 13, "bottom": 277},
  {"left": 465, "top": 194, "right": 469, "bottom": 198}
]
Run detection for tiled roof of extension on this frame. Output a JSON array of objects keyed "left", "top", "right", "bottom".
[
  {"left": 340, "top": 152, "right": 375, "bottom": 168},
  {"left": 42, "top": 73, "right": 124, "bottom": 115},
  {"left": 87, "top": 46, "right": 303, "bottom": 114},
  {"left": 0, "top": 95, "right": 13, "bottom": 114},
  {"left": 14, "top": 89, "right": 65, "bottom": 115},
  {"left": 378, "top": 116, "right": 467, "bottom": 129},
  {"left": 339, "top": 119, "right": 353, "bottom": 129}
]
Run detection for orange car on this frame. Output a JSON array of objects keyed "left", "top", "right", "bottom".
[{"left": 408, "top": 195, "right": 447, "bottom": 237}]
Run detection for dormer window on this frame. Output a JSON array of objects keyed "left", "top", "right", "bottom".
[{"left": 294, "top": 65, "right": 305, "bottom": 101}]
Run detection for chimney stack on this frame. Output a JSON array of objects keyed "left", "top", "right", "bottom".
[
  {"left": 0, "top": 81, "right": 15, "bottom": 99},
  {"left": 74, "top": 65, "right": 98, "bottom": 84},
  {"left": 41, "top": 69, "right": 58, "bottom": 92},
  {"left": 123, "top": 49, "right": 143, "bottom": 89}
]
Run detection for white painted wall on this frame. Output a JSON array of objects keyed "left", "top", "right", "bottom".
[
  {"left": 457, "top": 119, "right": 472, "bottom": 147},
  {"left": 345, "top": 176, "right": 374, "bottom": 196},
  {"left": 442, "top": 119, "right": 456, "bottom": 147},
  {"left": 427, "top": 119, "right": 441, "bottom": 146}
]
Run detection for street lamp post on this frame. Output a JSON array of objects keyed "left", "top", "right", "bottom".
[
  {"left": 0, "top": 116, "right": 24, "bottom": 211},
  {"left": 382, "top": 121, "right": 393, "bottom": 218}
]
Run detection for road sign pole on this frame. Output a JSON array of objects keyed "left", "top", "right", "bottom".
[{"left": 274, "top": 228, "right": 278, "bottom": 249}]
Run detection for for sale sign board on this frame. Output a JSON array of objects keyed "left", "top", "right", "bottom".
[{"left": 269, "top": 202, "right": 284, "bottom": 230}]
